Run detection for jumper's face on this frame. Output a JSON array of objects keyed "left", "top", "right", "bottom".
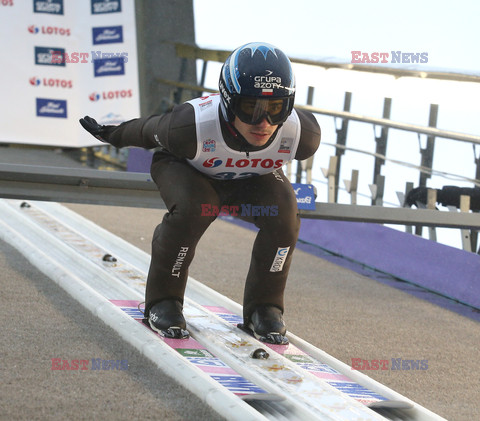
[{"left": 233, "top": 117, "right": 278, "bottom": 147}]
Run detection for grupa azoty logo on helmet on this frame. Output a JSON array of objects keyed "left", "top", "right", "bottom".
[{"left": 254, "top": 74, "right": 283, "bottom": 90}]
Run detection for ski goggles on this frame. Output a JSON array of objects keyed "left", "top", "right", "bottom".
[{"left": 232, "top": 96, "right": 294, "bottom": 126}]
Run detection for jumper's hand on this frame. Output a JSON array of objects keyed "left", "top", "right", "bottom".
[{"left": 79, "top": 116, "right": 113, "bottom": 143}]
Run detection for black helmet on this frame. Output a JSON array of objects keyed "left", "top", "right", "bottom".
[{"left": 219, "top": 42, "right": 296, "bottom": 125}]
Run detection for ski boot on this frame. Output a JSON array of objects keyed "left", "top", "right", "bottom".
[
  {"left": 239, "top": 305, "right": 289, "bottom": 345},
  {"left": 144, "top": 299, "right": 189, "bottom": 339}
]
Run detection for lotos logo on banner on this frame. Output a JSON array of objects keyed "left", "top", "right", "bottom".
[
  {"left": 91, "top": 0, "right": 121, "bottom": 14},
  {"left": 35, "top": 46, "right": 65, "bottom": 67},
  {"left": 33, "top": 0, "right": 64, "bottom": 14},
  {"left": 36, "top": 98, "right": 67, "bottom": 118},
  {"left": 28, "top": 25, "right": 71, "bottom": 36},
  {"left": 30, "top": 77, "right": 73, "bottom": 89},
  {"left": 92, "top": 26, "right": 123, "bottom": 45},
  {"left": 30, "top": 77, "right": 41, "bottom": 86},
  {"left": 93, "top": 57, "right": 125, "bottom": 77},
  {"left": 89, "top": 89, "right": 133, "bottom": 101}
]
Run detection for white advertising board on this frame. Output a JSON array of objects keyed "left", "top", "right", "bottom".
[{"left": 0, "top": 0, "right": 140, "bottom": 147}]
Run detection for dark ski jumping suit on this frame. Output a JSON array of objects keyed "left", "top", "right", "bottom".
[{"left": 103, "top": 93, "right": 320, "bottom": 323}]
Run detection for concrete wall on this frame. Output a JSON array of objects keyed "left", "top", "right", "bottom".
[{"left": 135, "top": 0, "right": 197, "bottom": 116}]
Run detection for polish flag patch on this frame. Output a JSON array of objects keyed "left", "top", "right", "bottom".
[{"left": 262, "top": 89, "right": 273, "bottom": 95}]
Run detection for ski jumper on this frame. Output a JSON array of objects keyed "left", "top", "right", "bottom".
[{"left": 105, "top": 94, "right": 321, "bottom": 323}]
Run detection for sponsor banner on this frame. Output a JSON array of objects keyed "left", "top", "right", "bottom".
[
  {"left": 92, "top": 25, "right": 123, "bottom": 45},
  {"left": 36, "top": 98, "right": 68, "bottom": 118},
  {"left": 291, "top": 183, "right": 316, "bottom": 210},
  {"left": 93, "top": 56, "right": 126, "bottom": 77},
  {"left": 35, "top": 46, "right": 66, "bottom": 66},
  {"left": 91, "top": 0, "right": 122, "bottom": 14},
  {"left": 0, "top": 0, "right": 139, "bottom": 147},
  {"left": 34, "top": 0, "right": 64, "bottom": 15}
]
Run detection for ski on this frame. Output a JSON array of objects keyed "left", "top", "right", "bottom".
[
  {"left": 112, "top": 299, "right": 281, "bottom": 401},
  {"left": 205, "top": 305, "right": 413, "bottom": 410}
]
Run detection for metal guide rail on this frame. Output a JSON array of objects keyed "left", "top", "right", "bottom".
[
  {"left": 0, "top": 199, "right": 446, "bottom": 421},
  {"left": 1, "top": 163, "right": 479, "bottom": 230}
]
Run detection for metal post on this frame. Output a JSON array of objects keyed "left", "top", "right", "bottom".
[
  {"left": 301, "top": 157, "right": 314, "bottom": 184},
  {"left": 419, "top": 104, "right": 439, "bottom": 187},
  {"left": 369, "top": 175, "right": 385, "bottom": 206},
  {"left": 344, "top": 169, "right": 359, "bottom": 205},
  {"left": 471, "top": 226, "right": 479, "bottom": 254},
  {"left": 173, "top": 58, "right": 188, "bottom": 104},
  {"left": 415, "top": 104, "right": 439, "bottom": 236},
  {"left": 474, "top": 145, "right": 480, "bottom": 182},
  {"left": 427, "top": 189, "right": 437, "bottom": 242},
  {"left": 460, "top": 195, "right": 472, "bottom": 252},
  {"left": 372, "top": 97, "right": 391, "bottom": 205},
  {"left": 403, "top": 182, "right": 414, "bottom": 234},
  {"left": 296, "top": 86, "right": 316, "bottom": 183},
  {"left": 321, "top": 156, "right": 338, "bottom": 203},
  {"left": 333, "top": 92, "right": 351, "bottom": 202},
  {"left": 199, "top": 61, "right": 208, "bottom": 91}
]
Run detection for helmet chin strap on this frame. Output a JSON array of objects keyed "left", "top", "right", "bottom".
[{"left": 226, "top": 120, "right": 252, "bottom": 157}]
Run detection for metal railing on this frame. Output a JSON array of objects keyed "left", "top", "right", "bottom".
[{"left": 0, "top": 163, "right": 479, "bottom": 231}]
